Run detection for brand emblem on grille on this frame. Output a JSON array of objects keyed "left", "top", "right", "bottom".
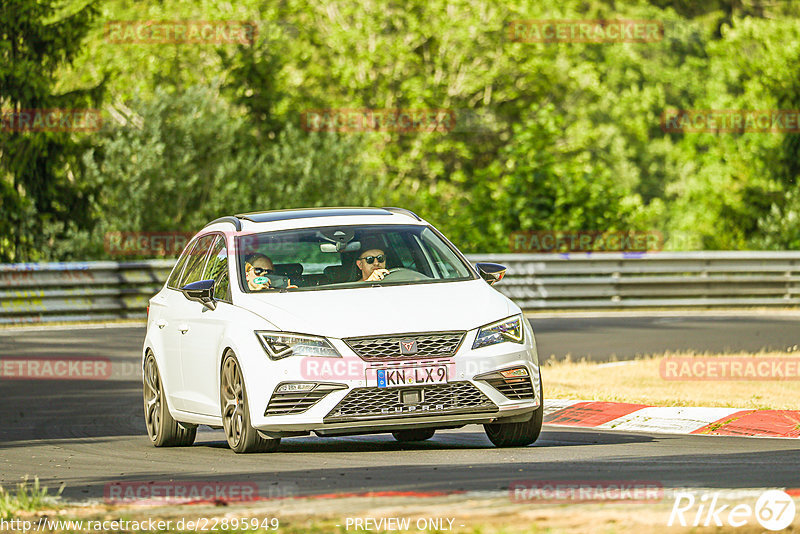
[{"left": 399, "top": 339, "right": 418, "bottom": 355}]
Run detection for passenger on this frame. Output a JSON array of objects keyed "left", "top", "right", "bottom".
[
  {"left": 244, "top": 253, "right": 297, "bottom": 290},
  {"left": 244, "top": 253, "right": 275, "bottom": 290}
]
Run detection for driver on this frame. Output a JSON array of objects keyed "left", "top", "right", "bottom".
[{"left": 356, "top": 246, "right": 390, "bottom": 282}]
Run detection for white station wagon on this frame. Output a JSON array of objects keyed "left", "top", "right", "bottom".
[{"left": 143, "top": 207, "right": 543, "bottom": 452}]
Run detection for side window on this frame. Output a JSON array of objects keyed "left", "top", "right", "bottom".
[
  {"left": 202, "top": 236, "right": 225, "bottom": 280},
  {"left": 386, "top": 233, "right": 417, "bottom": 270},
  {"left": 428, "top": 246, "right": 457, "bottom": 277},
  {"left": 179, "top": 235, "right": 216, "bottom": 287},
  {"left": 419, "top": 229, "right": 471, "bottom": 279},
  {"left": 214, "top": 269, "right": 230, "bottom": 301},
  {"left": 167, "top": 240, "right": 194, "bottom": 289},
  {"left": 204, "top": 236, "right": 231, "bottom": 302}
]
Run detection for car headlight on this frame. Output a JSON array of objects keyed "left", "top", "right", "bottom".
[
  {"left": 472, "top": 315, "right": 524, "bottom": 349},
  {"left": 255, "top": 331, "right": 342, "bottom": 360}
]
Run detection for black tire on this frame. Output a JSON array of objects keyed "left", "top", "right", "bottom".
[
  {"left": 220, "top": 352, "right": 280, "bottom": 453},
  {"left": 143, "top": 353, "right": 197, "bottom": 447},
  {"left": 484, "top": 371, "right": 544, "bottom": 448},
  {"left": 392, "top": 428, "right": 435, "bottom": 442}
]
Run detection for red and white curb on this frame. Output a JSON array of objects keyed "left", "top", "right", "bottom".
[{"left": 545, "top": 400, "right": 800, "bottom": 438}]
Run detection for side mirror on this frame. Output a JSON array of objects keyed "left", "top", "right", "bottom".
[
  {"left": 475, "top": 262, "right": 507, "bottom": 286},
  {"left": 180, "top": 279, "right": 217, "bottom": 310}
]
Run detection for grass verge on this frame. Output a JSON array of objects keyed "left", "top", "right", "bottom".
[
  {"left": 0, "top": 477, "right": 63, "bottom": 520},
  {"left": 5, "top": 491, "right": 798, "bottom": 533},
  {"left": 542, "top": 350, "right": 800, "bottom": 410}
]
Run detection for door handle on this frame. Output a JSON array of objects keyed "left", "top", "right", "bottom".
[
  {"left": 178, "top": 324, "right": 190, "bottom": 334},
  {"left": 156, "top": 320, "right": 167, "bottom": 329}
]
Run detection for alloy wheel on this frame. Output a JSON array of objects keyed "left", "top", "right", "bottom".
[
  {"left": 143, "top": 355, "right": 162, "bottom": 441},
  {"left": 221, "top": 356, "right": 245, "bottom": 448}
]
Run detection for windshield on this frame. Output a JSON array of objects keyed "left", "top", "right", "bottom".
[{"left": 236, "top": 224, "right": 475, "bottom": 292}]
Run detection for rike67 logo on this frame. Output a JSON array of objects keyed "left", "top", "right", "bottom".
[{"left": 668, "top": 490, "right": 796, "bottom": 531}]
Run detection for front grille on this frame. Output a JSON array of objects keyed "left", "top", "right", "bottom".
[
  {"left": 344, "top": 331, "right": 465, "bottom": 361},
  {"left": 265, "top": 389, "right": 334, "bottom": 416},
  {"left": 483, "top": 376, "right": 535, "bottom": 400},
  {"left": 324, "top": 382, "right": 497, "bottom": 423}
]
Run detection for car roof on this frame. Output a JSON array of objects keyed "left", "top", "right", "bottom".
[{"left": 203, "top": 207, "right": 425, "bottom": 233}]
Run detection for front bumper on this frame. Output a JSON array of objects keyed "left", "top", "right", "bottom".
[{"left": 247, "top": 326, "right": 541, "bottom": 434}]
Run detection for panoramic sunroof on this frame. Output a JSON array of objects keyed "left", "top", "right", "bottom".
[{"left": 235, "top": 207, "right": 394, "bottom": 223}]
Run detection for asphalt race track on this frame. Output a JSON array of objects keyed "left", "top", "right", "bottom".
[
  {"left": 1, "top": 313, "right": 799, "bottom": 502},
  {"left": 531, "top": 312, "right": 800, "bottom": 361}
]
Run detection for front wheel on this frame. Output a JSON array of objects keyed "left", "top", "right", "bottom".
[
  {"left": 392, "top": 428, "right": 435, "bottom": 442},
  {"left": 220, "top": 352, "right": 280, "bottom": 453},
  {"left": 143, "top": 352, "right": 196, "bottom": 447},
  {"left": 484, "top": 371, "right": 544, "bottom": 448}
]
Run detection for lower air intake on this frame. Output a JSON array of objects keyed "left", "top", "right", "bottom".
[{"left": 324, "top": 382, "right": 497, "bottom": 423}]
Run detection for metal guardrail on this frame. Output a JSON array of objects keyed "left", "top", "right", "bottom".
[
  {"left": 2, "top": 252, "right": 800, "bottom": 324},
  {"left": 0, "top": 261, "right": 173, "bottom": 324},
  {"left": 471, "top": 252, "right": 800, "bottom": 309}
]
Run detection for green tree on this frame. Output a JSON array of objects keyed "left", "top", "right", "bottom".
[
  {"left": 10, "top": 0, "right": 800, "bottom": 260},
  {"left": 246, "top": 0, "right": 712, "bottom": 251},
  {"left": 78, "top": 84, "right": 381, "bottom": 259},
  {"left": 664, "top": 16, "right": 800, "bottom": 249},
  {"left": 0, "top": 0, "right": 102, "bottom": 261}
]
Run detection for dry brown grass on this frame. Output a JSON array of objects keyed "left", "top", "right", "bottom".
[
  {"left": 542, "top": 350, "right": 800, "bottom": 410},
  {"left": 12, "top": 491, "right": 797, "bottom": 533}
]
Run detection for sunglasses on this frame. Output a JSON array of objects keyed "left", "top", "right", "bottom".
[
  {"left": 252, "top": 267, "right": 273, "bottom": 275},
  {"left": 359, "top": 254, "right": 386, "bottom": 264}
]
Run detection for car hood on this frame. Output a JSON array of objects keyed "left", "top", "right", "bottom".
[{"left": 235, "top": 279, "right": 516, "bottom": 338}]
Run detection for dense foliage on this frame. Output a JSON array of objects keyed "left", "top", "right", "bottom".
[
  {"left": 0, "top": 0, "right": 102, "bottom": 261},
  {"left": 1, "top": 0, "right": 799, "bottom": 260}
]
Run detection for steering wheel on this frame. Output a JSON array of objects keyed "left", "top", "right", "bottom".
[{"left": 380, "top": 267, "right": 429, "bottom": 282}]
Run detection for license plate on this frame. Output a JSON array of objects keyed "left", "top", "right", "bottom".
[{"left": 375, "top": 366, "right": 447, "bottom": 388}]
